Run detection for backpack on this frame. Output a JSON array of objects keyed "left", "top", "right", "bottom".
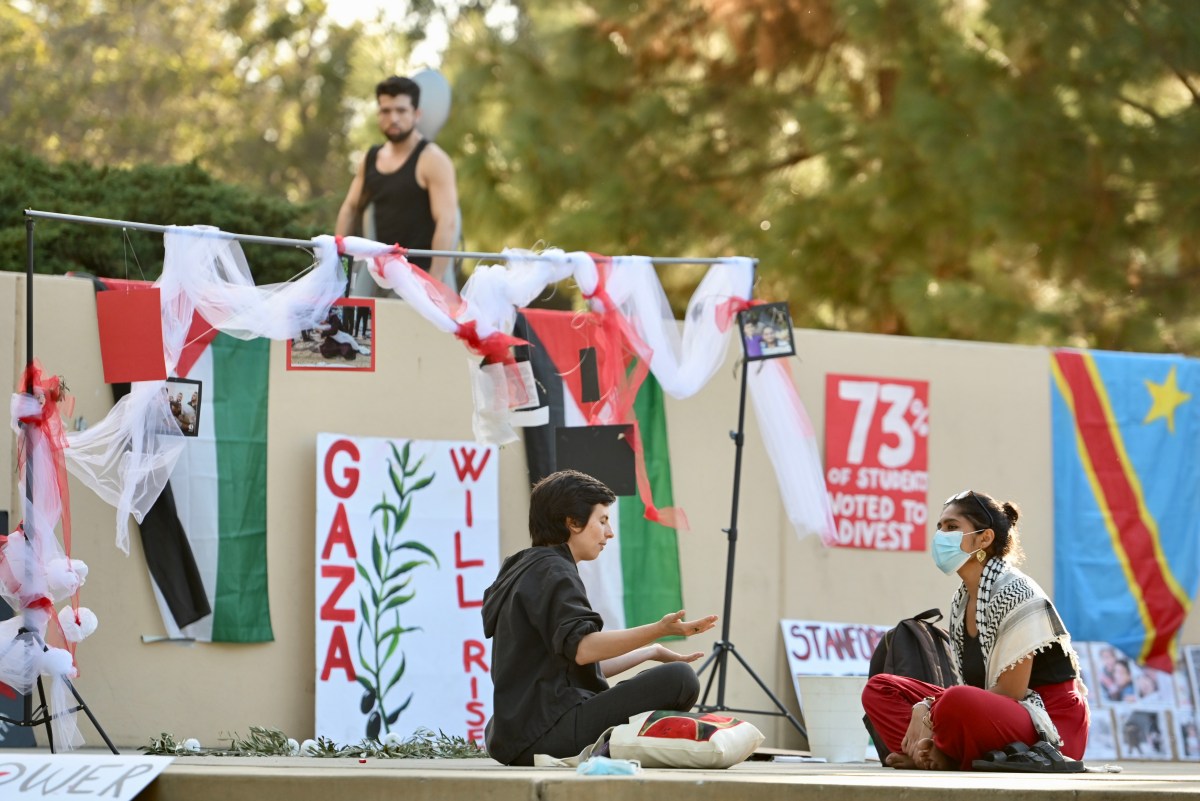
[{"left": 863, "top": 608, "right": 957, "bottom": 761}]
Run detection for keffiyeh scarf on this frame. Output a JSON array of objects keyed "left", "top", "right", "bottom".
[{"left": 949, "top": 557, "right": 1080, "bottom": 746}]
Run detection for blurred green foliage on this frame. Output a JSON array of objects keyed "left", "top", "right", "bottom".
[
  {"left": 0, "top": 147, "right": 322, "bottom": 282},
  {"left": 439, "top": 0, "right": 1200, "bottom": 352}
]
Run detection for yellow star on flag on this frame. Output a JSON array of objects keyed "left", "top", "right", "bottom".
[{"left": 1143, "top": 366, "right": 1192, "bottom": 434}]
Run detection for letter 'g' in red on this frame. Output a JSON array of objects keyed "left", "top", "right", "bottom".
[{"left": 324, "top": 439, "right": 361, "bottom": 498}]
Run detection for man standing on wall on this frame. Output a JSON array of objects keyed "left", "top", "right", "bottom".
[{"left": 336, "top": 75, "right": 459, "bottom": 285}]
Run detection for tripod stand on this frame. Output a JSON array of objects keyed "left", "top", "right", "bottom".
[
  {"left": 694, "top": 355, "right": 806, "bottom": 739},
  {"left": 0, "top": 629, "right": 119, "bottom": 753}
]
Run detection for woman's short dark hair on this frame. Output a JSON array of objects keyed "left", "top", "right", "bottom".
[
  {"left": 529, "top": 470, "right": 616, "bottom": 546},
  {"left": 947, "top": 490, "right": 1025, "bottom": 565}
]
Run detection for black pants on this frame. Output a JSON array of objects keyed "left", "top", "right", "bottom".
[{"left": 512, "top": 662, "right": 700, "bottom": 766}]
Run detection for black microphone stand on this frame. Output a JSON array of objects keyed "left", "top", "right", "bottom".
[{"left": 693, "top": 354, "right": 806, "bottom": 739}]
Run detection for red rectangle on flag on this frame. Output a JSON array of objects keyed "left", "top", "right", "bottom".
[{"left": 96, "top": 288, "right": 166, "bottom": 383}]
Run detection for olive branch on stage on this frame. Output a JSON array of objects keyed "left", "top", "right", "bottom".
[{"left": 355, "top": 440, "right": 440, "bottom": 740}]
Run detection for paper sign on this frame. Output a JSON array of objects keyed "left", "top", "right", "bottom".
[
  {"left": 95, "top": 288, "right": 166, "bottom": 383},
  {"left": 316, "top": 435, "right": 499, "bottom": 744},
  {"left": 780, "top": 619, "right": 890, "bottom": 678},
  {"left": 0, "top": 754, "right": 172, "bottom": 800},
  {"left": 824, "top": 374, "right": 930, "bottom": 550}
]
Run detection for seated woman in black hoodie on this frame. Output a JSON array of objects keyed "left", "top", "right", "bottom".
[{"left": 482, "top": 469, "right": 718, "bottom": 766}]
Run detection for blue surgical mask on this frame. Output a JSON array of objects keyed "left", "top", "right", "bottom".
[{"left": 931, "top": 529, "right": 983, "bottom": 574}]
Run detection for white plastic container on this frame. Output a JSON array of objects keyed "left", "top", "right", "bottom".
[{"left": 796, "top": 675, "right": 871, "bottom": 762}]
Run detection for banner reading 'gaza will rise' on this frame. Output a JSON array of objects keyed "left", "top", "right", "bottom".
[{"left": 316, "top": 434, "right": 498, "bottom": 743}]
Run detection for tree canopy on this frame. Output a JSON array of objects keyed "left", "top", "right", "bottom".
[
  {"left": 2, "top": 0, "right": 1197, "bottom": 353},
  {"left": 438, "top": 0, "right": 1200, "bottom": 352}
]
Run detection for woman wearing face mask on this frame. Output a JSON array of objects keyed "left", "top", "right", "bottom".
[{"left": 861, "top": 490, "right": 1089, "bottom": 770}]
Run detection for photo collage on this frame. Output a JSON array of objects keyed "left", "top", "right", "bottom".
[{"left": 1078, "top": 641, "right": 1200, "bottom": 762}]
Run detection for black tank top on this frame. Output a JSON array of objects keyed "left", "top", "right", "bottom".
[{"left": 363, "top": 140, "right": 436, "bottom": 272}]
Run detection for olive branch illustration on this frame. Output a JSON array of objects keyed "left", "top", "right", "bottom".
[{"left": 355, "top": 440, "right": 439, "bottom": 740}]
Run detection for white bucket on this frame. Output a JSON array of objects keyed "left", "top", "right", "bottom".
[{"left": 796, "top": 675, "right": 870, "bottom": 762}]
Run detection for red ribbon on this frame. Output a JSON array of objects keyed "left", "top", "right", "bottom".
[
  {"left": 582, "top": 255, "right": 652, "bottom": 425},
  {"left": 17, "top": 363, "right": 74, "bottom": 559},
  {"left": 714, "top": 297, "right": 764, "bottom": 333},
  {"left": 454, "top": 320, "right": 529, "bottom": 365},
  {"left": 582, "top": 256, "right": 688, "bottom": 531},
  {"left": 13, "top": 363, "right": 79, "bottom": 659},
  {"left": 369, "top": 252, "right": 463, "bottom": 315}
]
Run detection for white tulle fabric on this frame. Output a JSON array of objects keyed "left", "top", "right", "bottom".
[
  {"left": 7, "top": 395, "right": 77, "bottom": 610},
  {"left": 157, "top": 228, "right": 346, "bottom": 344},
  {"left": 460, "top": 249, "right": 580, "bottom": 337},
  {"left": 604, "top": 256, "right": 754, "bottom": 399},
  {"left": 748, "top": 360, "right": 838, "bottom": 544},
  {"left": 64, "top": 383, "right": 186, "bottom": 553},
  {"left": 66, "top": 229, "right": 345, "bottom": 551},
  {"left": 458, "top": 249, "right": 584, "bottom": 442},
  {"left": 341, "top": 236, "right": 460, "bottom": 334},
  {"left": 6, "top": 394, "right": 89, "bottom": 749}
]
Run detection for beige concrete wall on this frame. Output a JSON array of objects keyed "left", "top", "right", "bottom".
[{"left": 3, "top": 272, "right": 1198, "bottom": 752}]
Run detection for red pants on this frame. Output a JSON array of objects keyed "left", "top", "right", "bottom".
[{"left": 862, "top": 675, "right": 1089, "bottom": 770}]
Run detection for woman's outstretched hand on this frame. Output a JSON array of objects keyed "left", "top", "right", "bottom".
[
  {"left": 659, "top": 610, "right": 718, "bottom": 638},
  {"left": 653, "top": 644, "right": 705, "bottom": 663}
]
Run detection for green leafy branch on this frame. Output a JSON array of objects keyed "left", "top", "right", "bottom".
[
  {"left": 355, "top": 440, "right": 439, "bottom": 740},
  {"left": 140, "top": 726, "right": 487, "bottom": 759}
]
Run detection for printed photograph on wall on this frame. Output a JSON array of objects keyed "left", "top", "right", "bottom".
[
  {"left": 1185, "top": 645, "right": 1200, "bottom": 710},
  {"left": 738, "top": 302, "right": 795, "bottom": 361},
  {"left": 1090, "top": 642, "right": 1144, "bottom": 707},
  {"left": 288, "top": 298, "right": 375, "bottom": 371},
  {"left": 1174, "top": 662, "right": 1194, "bottom": 711},
  {"left": 1136, "top": 666, "right": 1178, "bottom": 708},
  {"left": 1116, "top": 708, "right": 1172, "bottom": 760},
  {"left": 164, "top": 377, "right": 202, "bottom": 437},
  {"left": 1083, "top": 708, "right": 1118, "bottom": 762},
  {"left": 1176, "top": 709, "right": 1200, "bottom": 761},
  {"left": 1074, "top": 642, "right": 1098, "bottom": 707}
]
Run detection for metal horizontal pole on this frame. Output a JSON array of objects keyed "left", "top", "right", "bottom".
[
  {"left": 25, "top": 208, "right": 757, "bottom": 265},
  {"left": 25, "top": 209, "right": 314, "bottom": 248}
]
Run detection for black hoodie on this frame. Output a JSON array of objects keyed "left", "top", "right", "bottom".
[{"left": 481, "top": 543, "right": 608, "bottom": 764}]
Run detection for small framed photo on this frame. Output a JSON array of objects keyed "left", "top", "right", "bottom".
[
  {"left": 1136, "top": 666, "right": 1178, "bottom": 708},
  {"left": 1083, "top": 708, "right": 1118, "bottom": 762},
  {"left": 1074, "top": 642, "right": 1097, "bottom": 702},
  {"left": 1177, "top": 709, "right": 1200, "bottom": 761},
  {"left": 1185, "top": 645, "right": 1200, "bottom": 710},
  {"left": 1173, "top": 661, "right": 1193, "bottom": 710},
  {"left": 1090, "top": 642, "right": 1142, "bottom": 707},
  {"left": 738, "top": 302, "right": 795, "bottom": 361},
  {"left": 287, "top": 298, "right": 375, "bottom": 372},
  {"left": 164, "top": 377, "right": 202, "bottom": 437},
  {"left": 1116, "top": 708, "right": 1172, "bottom": 760}
]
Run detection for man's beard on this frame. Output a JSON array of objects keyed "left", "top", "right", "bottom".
[{"left": 385, "top": 126, "right": 415, "bottom": 144}]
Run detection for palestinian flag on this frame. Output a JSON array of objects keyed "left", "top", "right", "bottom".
[
  {"left": 91, "top": 276, "right": 273, "bottom": 643},
  {"left": 516, "top": 310, "right": 682, "bottom": 630},
  {"left": 159, "top": 328, "right": 274, "bottom": 642}
]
